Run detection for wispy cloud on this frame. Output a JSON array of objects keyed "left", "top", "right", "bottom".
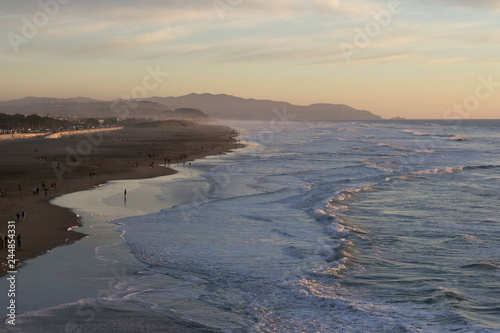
[
  {"left": 426, "top": 56, "right": 469, "bottom": 64},
  {"left": 125, "top": 29, "right": 175, "bottom": 45},
  {"left": 415, "top": 0, "right": 500, "bottom": 10}
]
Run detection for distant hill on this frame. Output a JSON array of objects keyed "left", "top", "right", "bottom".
[
  {"left": 0, "top": 94, "right": 382, "bottom": 121},
  {"left": 0, "top": 98, "right": 210, "bottom": 121},
  {"left": 147, "top": 93, "right": 382, "bottom": 121},
  {"left": 173, "top": 108, "right": 209, "bottom": 120},
  {"left": 0, "top": 96, "right": 102, "bottom": 106},
  {"left": 133, "top": 120, "right": 198, "bottom": 128}
]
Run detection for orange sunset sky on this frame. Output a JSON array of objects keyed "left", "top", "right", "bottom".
[{"left": 1, "top": 0, "right": 499, "bottom": 119}]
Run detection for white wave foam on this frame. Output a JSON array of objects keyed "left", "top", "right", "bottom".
[
  {"left": 415, "top": 149, "right": 435, "bottom": 154},
  {"left": 400, "top": 128, "right": 452, "bottom": 138},
  {"left": 325, "top": 223, "right": 349, "bottom": 238},
  {"left": 312, "top": 208, "right": 334, "bottom": 222},
  {"left": 363, "top": 160, "right": 397, "bottom": 173},
  {"left": 387, "top": 166, "right": 463, "bottom": 182},
  {"left": 400, "top": 129, "right": 431, "bottom": 136},
  {"left": 411, "top": 166, "right": 462, "bottom": 176}
]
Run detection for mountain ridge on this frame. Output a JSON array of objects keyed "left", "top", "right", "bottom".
[
  {"left": 147, "top": 93, "right": 382, "bottom": 120},
  {"left": 0, "top": 93, "right": 382, "bottom": 121}
]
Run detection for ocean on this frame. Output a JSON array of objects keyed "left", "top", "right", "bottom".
[{"left": 2, "top": 119, "right": 499, "bottom": 332}]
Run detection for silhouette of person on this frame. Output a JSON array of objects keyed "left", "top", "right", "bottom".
[{"left": 17, "top": 234, "right": 22, "bottom": 251}]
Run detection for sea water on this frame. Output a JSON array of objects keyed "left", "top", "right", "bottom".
[{"left": 3, "top": 120, "right": 500, "bottom": 332}]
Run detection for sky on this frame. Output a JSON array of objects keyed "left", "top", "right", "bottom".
[{"left": 1, "top": 0, "right": 499, "bottom": 119}]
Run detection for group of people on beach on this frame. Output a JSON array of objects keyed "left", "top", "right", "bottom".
[
  {"left": 32, "top": 181, "right": 56, "bottom": 196},
  {"left": 5, "top": 212, "right": 26, "bottom": 251},
  {"left": 16, "top": 211, "right": 26, "bottom": 222}
]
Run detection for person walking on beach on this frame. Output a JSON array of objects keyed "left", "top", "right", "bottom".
[
  {"left": 124, "top": 189, "right": 127, "bottom": 197},
  {"left": 21, "top": 211, "right": 26, "bottom": 222},
  {"left": 16, "top": 234, "right": 22, "bottom": 251},
  {"left": 16, "top": 212, "right": 20, "bottom": 222}
]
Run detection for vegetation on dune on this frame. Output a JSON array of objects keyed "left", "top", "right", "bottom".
[{"left": 0, "top": 112, "right": 203, "bottom": 133}]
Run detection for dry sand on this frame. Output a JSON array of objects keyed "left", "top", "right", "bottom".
[{"left": 0, "top": 123, "right": 242, "bottom": 275}]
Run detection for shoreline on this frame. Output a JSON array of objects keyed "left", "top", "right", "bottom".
[
  {"left": 1, "top": 126, "right": 252, "bottom": 331},
  {"left": 0, "top": 123, "right": 243, "bottom": 276},
  {"left": 0, "top": 127, "right": 124, "bottom": 142}
]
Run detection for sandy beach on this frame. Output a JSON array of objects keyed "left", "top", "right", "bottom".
[{"left": 0, "top": 123, "right": 242, "bottom": 276}]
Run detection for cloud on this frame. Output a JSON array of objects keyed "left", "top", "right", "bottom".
[
  {"left": 351, "top": 52, "right": 411, "bottom": 63},
  {"left": 1, "top": 0, "right": 388, "bottom": 24},
  {"left": 415, "top": 0, "right": 500, "bottom": 10},
  {"left": 1, "top": 0, "right": 499, "bottom": 67},
  {"left": 426, "top": 56, "right": 469, "bottom": 64},
  {"left": 448, "top": 0, "right": 500, "bottom": 9},
  {"left": 125, "top": 29, "right": 175, "bottom": 45},
  {"left": 216, "top": 45, "right": 317, "bottom": 63},
  {"left": 309, "top": 0, "right": 386, "bottom": 16}
]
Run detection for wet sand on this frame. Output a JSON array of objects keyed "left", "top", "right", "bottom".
[
  {"left": 12, "top": 298, "right": 224, "bottom": 332},
  {"left": 0, "top": 123, "right": 242, "bottom": 276}
]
